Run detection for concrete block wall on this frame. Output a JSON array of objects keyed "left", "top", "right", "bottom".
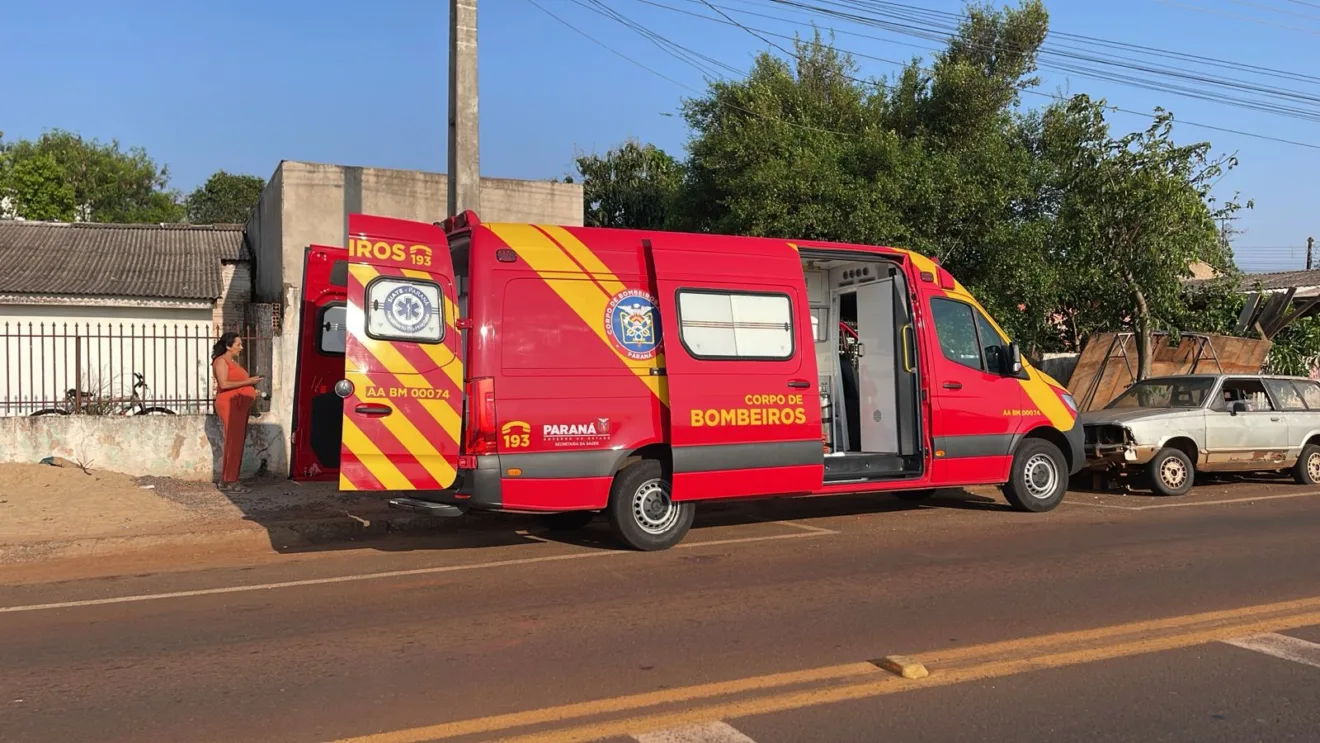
[
  {"left": 245, "top": 160, "right": 584, "bottom": 476},
  {"left": 213, "top": 261, "right": 252, "bottom": 330},
  {"left": 0, "top": 414, "right": 287, "bottom": 482}
]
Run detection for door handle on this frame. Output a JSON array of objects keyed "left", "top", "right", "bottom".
[
  {"left": 788, "top": 379, "right": 811, "bottom": 389},
  {"left": 355, "top": 404, "right": 393, "bottom": 417},
  {"left": 1271, "top": 416, "right": 1281, "bottom": 422},
  {"left": 943, "top": 381, "right": 963, "bottom": 390}
]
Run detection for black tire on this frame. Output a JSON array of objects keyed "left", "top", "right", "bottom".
[
  {"left": 538, "top": 510, "right": 595, "bottom": 531},
  {"left": 895, "top": 489, "right": 935, "bottom": 502},
  {"left": 1002, "top": 438, "right": 1068, "bottom": 512},
  {"left": 29, "top": 409, "right": 69, "bottom": 417},
  {"left": 1292, "top": 443, "right": 1320, "bottom": 485},
  {"left": 1146, "top": 447, "right": 1194, "bottom": 496},
  {"left": 606, "top": 459, "right": 694, "bottom": 551}
]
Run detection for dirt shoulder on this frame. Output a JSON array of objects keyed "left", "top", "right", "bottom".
[{"left": 0, "top": 462, "right": 443, "bottom": 567}]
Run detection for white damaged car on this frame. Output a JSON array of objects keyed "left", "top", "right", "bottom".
[{"left": 1079, "top": 374, "right": 1320, "bottom": 495}]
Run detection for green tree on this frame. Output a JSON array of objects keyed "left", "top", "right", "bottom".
[
  {"left": 1047, "top": 98, "right": 1244, "bottom": 379},
  {"left": 185, "top": 170, "right": 267, "bottom": 224},
  {"left": 571, "top": 140, "right": 682, "bottom": 229},
  {"left": 0, "top": 129, "right": 183, "bottom": 223}
]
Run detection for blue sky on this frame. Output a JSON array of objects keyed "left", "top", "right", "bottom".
[{"left": 3, "top": 0, "right": 1317, "bottom": 272}]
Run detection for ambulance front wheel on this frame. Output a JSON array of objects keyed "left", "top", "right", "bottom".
[
  {"left": 607, "top": 459, "right": 694, "bottom": 551},
  {"left": 1002, "top": 438, "right": 1068, "bottom": 513}
]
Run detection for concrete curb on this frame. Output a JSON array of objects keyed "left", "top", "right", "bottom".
[{"left": 0, "top": 510, "right": 453, "bottom": 565}]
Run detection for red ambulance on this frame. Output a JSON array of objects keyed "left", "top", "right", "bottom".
[{"left": 290, "top": 212, "right": 1084, "bottom": 550}]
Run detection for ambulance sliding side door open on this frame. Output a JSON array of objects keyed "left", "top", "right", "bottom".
[
  {"left": 337, "top": 214, "right": 466, "bottom": 492},
  {"left": 646, "top": 240, "right": 825, "bottom": 501}
]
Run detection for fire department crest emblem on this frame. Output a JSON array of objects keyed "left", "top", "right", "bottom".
[{"left": 606, "top": 289, "right": 661, "bottom": 361}]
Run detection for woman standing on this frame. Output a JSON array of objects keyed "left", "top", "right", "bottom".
[{"left": 212, "top": 333, "right": 262, "bottom": 493}]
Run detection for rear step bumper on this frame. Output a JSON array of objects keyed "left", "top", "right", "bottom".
[{"left": 387, "top": 497, "right": 468, "bottom": 518}]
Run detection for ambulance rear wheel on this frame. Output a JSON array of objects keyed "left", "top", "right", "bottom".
[
  {"left": 607, "top": 460, "right": 694, "bottom": 551},
  {"left": 1003, "top": 438, "right": 1067, "bottom": 513}
]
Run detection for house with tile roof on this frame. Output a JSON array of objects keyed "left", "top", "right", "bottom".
[{"left": 0, "top": 221, "right": 252, "bottom": 415}]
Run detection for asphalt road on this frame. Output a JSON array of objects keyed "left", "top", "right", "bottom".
[{"left": 2, "top": 479, "right": 1320, "bottom": 742}]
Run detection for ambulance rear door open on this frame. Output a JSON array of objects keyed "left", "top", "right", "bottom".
[{"left": 336, "top": 214, "right": 465, "bottom": 492}]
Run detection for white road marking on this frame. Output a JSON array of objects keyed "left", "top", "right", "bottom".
[
  {"left": 634, "top": 720, "right": 759, "bottom": 743},
  {"left": 1222, "top": 632, "right": 1320, "bottom": 669},
  {"left": 770, "top": 519, "right": 839, "bottom": 534},
  {"left": 1065, "top": 490, "right": 1320, "bottom": 511},
  {"left": 0, "top": 530, "right": 831, "bottom": 615}
]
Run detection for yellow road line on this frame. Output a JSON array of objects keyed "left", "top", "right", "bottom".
[
  {"left": 497, "top": 609, "right": 1320, "bottom": 743},
  {"left": 329, "top": 597, "right": 1320, "bottom": 743}
]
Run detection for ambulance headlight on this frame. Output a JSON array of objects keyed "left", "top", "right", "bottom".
[
  {"left": 334, "top": 379, "right": 355, "bottom": 399},
  {"left": 1061, "top": 393, "right": 1078, "bottom": 414}
]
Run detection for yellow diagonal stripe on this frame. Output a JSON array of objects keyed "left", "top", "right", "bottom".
[
  {"left": 539, "top": 225, "right": 629, "bottom": 296},
  {"left": 400, "top": 267, "right": 466, "bottom": 391},
  {"left": 488, "top": 223, "right": 669, "bottom": 406},
  {"left": 340, "top": 415, "right": 412, "bottom": 490},
  {"left": 347, "top": 264, "right": 463, "bottom": 442}
]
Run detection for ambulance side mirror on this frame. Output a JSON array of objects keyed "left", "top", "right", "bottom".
[{"left": 1004, "top": 343, "right": 1023, "bottom": 376}]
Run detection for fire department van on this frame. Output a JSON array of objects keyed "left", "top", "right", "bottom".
[{"left": 290, "top": 212, "right": 1084, "bottom": 550}]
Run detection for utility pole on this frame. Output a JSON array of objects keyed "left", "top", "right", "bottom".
[
  {"left": 1308, "top": 236, "right": 1315, "bottom": 271},
  {"left": 448, "top": 0, "right": 480, "bottom": 217}
]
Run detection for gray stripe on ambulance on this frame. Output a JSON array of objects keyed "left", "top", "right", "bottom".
[
  {"left": 932, "top": 434, "right": 1019, "bottom": 459},
  {"left": 672, "top": 440, "right": 823, "bottom": 473}
]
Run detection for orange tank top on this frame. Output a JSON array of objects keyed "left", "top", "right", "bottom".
[{"left": 217, "top": 358, "right": 256, "bottom": 400}]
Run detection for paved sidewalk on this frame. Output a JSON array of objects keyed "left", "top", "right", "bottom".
[{"left": 0, "top": 462, "right": 447, "bottom": 564}]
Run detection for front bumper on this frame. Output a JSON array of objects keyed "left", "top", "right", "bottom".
[
  {"left": 1064, "top": 423, "right": 1086, "bottom": 475},
  {"left": 1082, "top": 424, "right": 1158, "bottom": 469}
]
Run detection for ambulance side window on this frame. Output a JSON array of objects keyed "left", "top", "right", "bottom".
[
  {"left": 929, "top": 298, "right": 983, "bottom": 371},
  {"left": 318, "top": 303, "right": 347, "bottom": 355},
  {"left": 676, "top": 289, "right": 795, "bottom": 361},
  {"left": 364, "top": 277, "right": 445, "bottom": 344}
]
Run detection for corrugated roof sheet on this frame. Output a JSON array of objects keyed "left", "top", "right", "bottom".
[{"left": 0, "top": 221, "right": 246, "bottom": 301}]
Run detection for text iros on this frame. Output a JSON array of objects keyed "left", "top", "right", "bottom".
[{"left": 348, "top": 238, "right": 434, "bottom": 267}]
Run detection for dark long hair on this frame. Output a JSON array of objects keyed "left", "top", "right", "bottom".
[{"left": 212, "top": 332, "right": 240, "bottom": 360}]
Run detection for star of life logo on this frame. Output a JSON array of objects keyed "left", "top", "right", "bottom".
[{"left": 383, "top": 284, "right": 432, "bottom": 335}]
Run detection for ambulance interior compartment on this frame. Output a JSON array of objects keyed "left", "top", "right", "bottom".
[{"left": 801, "top": 252, "right": 923, "bottom": 483}]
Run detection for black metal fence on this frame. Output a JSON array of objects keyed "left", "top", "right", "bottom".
[{"left": 1, "top": 322, "right": 272, "bottom": 417}]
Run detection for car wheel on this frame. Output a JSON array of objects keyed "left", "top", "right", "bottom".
[
  {"left": 1291, "top": 443, "right": 1320, "bottom": 486},
  {"left": 606, "top": 459, "right": 694, "bottom": 551},
  {"left": 1002, "top": 439, "right": 1068, "bottom": 512},
  {"left": 1146, "top": 447, "right": 1194, "bottom": 496}
]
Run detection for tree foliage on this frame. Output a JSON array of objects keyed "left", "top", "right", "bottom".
[
  {"left": 569, "top": 0, "right": 1313, "bottom": 378},
  {"left": 0, "top": 130, "right": 183, "bottom": 223},
  {"left": 571, "top": 140, "right": 682, "bottom": 230},
  {"left": 185, "top": 170, "right": 267, "bottom": 224}
]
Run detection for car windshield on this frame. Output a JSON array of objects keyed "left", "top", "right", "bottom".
[{"left": 1107, "top": 378, "right": 1216, "bottom": 409}]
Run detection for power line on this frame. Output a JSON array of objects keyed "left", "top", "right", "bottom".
[
  {"left": 523, "top": 0, "right": 860, "bottom": 137},
  {"left": 762, "top": 0, "right": 1320, "bottom": 120},
  {"left": 618, "top": 0, "right": 1320, "bottom": 149}
]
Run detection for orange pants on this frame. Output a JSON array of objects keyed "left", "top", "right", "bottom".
[{"left": 216, "top": 394, "right": 254, "bottom": 483}]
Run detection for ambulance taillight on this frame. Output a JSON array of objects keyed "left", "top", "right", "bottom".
[{"left": 464, "top": 377, "right": 497, "bottom": 455}]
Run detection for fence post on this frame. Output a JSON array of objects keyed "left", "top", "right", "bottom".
[{"left": 74, "top": 330, "right": 83, "bottom": 412}]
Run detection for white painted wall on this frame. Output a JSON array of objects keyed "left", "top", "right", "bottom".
[{"left": 0, "top": 302, "right": 217, "bottom": 417}]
